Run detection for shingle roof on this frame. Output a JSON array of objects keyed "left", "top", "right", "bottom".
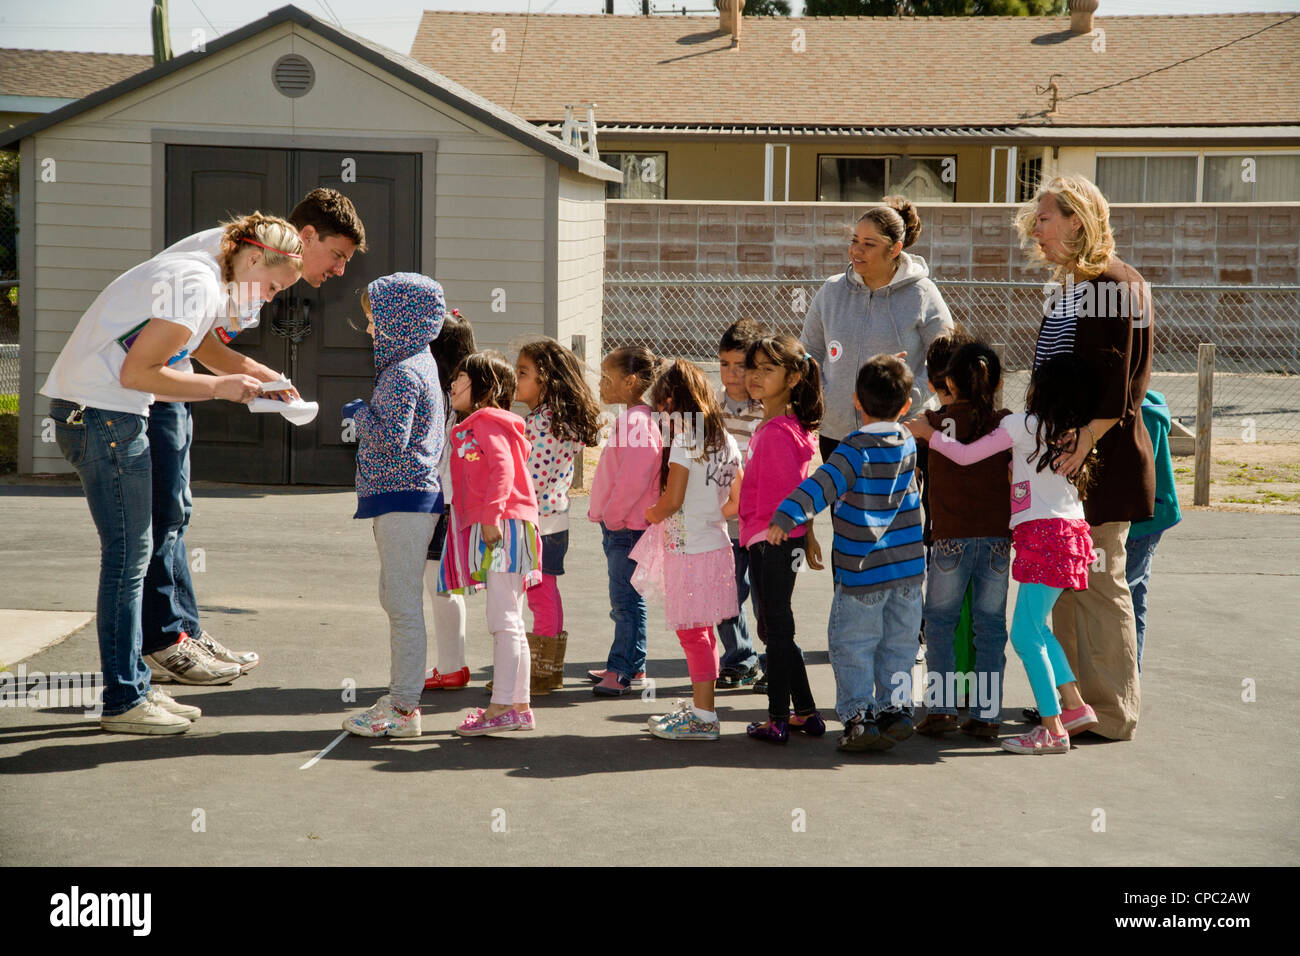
[
  {"left": 409, "top": 12, "right": 1300, "bottom": 129},
  {"left": 0, "top": 48, "right": 152, "bottom": 99}
]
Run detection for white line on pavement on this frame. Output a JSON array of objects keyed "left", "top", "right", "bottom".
[{"left": 299, "top": 732, "right": 348, "bottom": 770}]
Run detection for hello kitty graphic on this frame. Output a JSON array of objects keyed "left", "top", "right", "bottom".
[{"left": 1010, "top": 480, "right": 1031, "bottom": 514}]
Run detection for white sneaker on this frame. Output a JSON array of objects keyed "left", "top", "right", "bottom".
[
  {"left": 146, "top": 687, "right": 201, "bottom": 721},
  {"left": 100, "top": 698, "right": 191, "bottom": 735},
  {"left": 646, "top": 698, "right": 691, "bottom": 730},
  {"left": 342, "top": 695, "right": 422, "bottom": 738},
  {"left": 192, "top": 630, "right": 260, "bottom": 673},
  {"left": 147, "top": 634, "right": 242, "bottom": 685}
]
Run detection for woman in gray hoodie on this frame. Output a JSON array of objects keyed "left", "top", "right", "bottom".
[{"left": 801, "top": 197, "right": 954, "bottom": 461}]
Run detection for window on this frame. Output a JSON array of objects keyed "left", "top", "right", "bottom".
[
  {"left": 818, "top": 155, "right": 956, "bottom": 203},
  {"left": 1018, "top": 155, "right": 1043, "bottom": 202},
  {"left": 604, "top": 152, "right": 666, "bottom": 199},
  {"left": 1203, "top": 154, "right": 1300, "bottom": 202},
  {"left": 1095, "top": 155, "right": 1198, "bottom": 203}
]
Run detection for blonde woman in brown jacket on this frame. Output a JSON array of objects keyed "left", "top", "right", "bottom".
[{"left": 1015, "top": 175, "right": 1155, "bottom": 741}]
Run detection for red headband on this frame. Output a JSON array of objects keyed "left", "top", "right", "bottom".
[{"left": 240, "top": 237, "right": 302, "bottom": 260}]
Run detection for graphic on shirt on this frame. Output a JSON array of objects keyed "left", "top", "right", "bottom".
[
  {"left": 827, "top": 340, "right": 843, "bottom": 362},
  {"left": 114, "top": 320, "right": 190, "bottom": 366},
  {"left": 454, "top": 426, "right": 482, "bottom": 462},
  {"left": 1010, "top": 480, "right": 1031, "bottom": 514},
  {"left": 705, "top": 456, "right": 738, "bottom": 488}
]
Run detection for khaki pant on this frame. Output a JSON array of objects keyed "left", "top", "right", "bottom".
[{"left": 1052, "top": 521, "right": 1141, "bottom": 740}]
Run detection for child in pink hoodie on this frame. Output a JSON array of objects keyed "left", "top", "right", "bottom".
[
  {"left": 587, "top": 346, "right": 664, "bottom": 697},
  {"left": 439, "top": 352, "right": 542, "bottom": 736}
]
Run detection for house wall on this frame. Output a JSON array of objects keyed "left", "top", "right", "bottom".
[
  {"left": 600, "top": 140, "right": 992, "bottom": 203},
  {"left": 19, "top": 22, "right": 604, "bottom": 474},
  {"left": 555, "top": 165, "right": 605, "bottom": 367}
]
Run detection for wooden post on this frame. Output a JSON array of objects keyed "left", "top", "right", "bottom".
[
  {"left": 992, "top": 342, "right": 1006, "bottom": 410},
  {"left": 571, "top": 334, "right": 587, "bottom": 489},
  {"left": 1194, "top": 342, "right": 1214, "bottom": 507}
]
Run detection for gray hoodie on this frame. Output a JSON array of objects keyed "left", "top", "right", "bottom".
[{"left": 800, "top": 252, "right": 953, "bottom": 442}]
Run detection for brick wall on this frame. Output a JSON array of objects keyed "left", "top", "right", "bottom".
[{"left": 606, "top": 201, "right": 1300, "bottom": 286}]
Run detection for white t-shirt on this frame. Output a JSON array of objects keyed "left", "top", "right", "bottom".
[
  {"left": 164, "top": 227, "right": 267, "bottom": 363},
  {"left": 40, "top": 252, "right": 228, "bottom": 416},
  {"left": 666, "top": 431, "right": 741, "bottom": 555},
  {"left": 1002, "top": 414, "right": 1085, "bottom": 526}
]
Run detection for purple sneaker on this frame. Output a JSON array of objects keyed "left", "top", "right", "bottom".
[
  {"left": 456, "top": 708, "right": 523, "bottom": 736},
  {"left": 746, "top": 718, "right": 789, "bottom": 744},
  {"left": 788, "top": 710, "right": 827, "bottom": 737}
]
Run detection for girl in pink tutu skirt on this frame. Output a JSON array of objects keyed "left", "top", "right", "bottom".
[
  {"left": 633, "top": 360, "right": 742, "bottom": 742},
  {"left": 908, "top": 353, "right": 1101, "bottom": 755}
]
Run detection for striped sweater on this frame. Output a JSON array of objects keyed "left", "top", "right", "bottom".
[{"left": 771, "top": 421, "right": 925, "bottom": 594}]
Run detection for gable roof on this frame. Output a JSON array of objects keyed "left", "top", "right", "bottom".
[
  {"left": 409, "top": 11, "right": 1300, "bottom": 131},
  {"left": 0, "top": 48, "right": 152, "bottom": 100},
  {"left": 0, "top": 5, "right": 618, "bottom": 181}
]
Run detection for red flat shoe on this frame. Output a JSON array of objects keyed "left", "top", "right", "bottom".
[{"left": 424, "top": 666, "right": 471, "bottom": 690}]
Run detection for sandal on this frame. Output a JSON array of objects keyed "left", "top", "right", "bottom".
[
  {"left": 915, "top": 713, "right": 960, "bottom": 736},
  {"left": 960, "top": 717, "right": 1001, "bottom": 739}
]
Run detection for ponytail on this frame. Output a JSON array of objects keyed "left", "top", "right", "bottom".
[
  {"left": 745, "top": 334, "right": 823, "bottom": 433},
  {"left": 944, "top": 341, "right": 1002, "bottom": 439},
  {"left": 218, "top": 211, "right": 303, "bottom": 283}
]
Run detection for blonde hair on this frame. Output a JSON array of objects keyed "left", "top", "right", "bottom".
[
  {"left": 218, "top": 211, "right": 303, "bottom": 283},
  {"left": 1014, "top": 175, "right": 1115, "bottom": 282}
]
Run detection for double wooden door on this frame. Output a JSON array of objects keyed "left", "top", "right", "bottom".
[{"left": 165, "top": 145, "right": 419, "bottom": 484}]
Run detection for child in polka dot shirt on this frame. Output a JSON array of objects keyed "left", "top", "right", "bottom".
[{"left": 514, "top": 339, "right": 604, "bottom": 692}]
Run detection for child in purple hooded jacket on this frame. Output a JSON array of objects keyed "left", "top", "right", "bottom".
[{"left": 341, "top": 272, "right": 446, "bottom": 738}]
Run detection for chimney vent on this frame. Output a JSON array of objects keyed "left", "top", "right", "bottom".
[
  {"left": 718, "top": 0, "right": 745, "bottom": 46},
  {"left": 1069, "top": 0, "right": 1099, "bottom": 35}
]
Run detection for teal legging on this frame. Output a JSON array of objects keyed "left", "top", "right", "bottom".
[{"left": 1008, "top": 583, "right": 1076, "bottom": 718}]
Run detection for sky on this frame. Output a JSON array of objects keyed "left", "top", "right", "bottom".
[{"left": 0, "top": 0, "right": 1296, "bottom": 55}]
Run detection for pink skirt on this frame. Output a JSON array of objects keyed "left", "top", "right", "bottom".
[
  {"left": 630, "top": 524, "right": 738, "bottom": 631},
  {"left": 1012, "top": 518, "right": 1095, "bottom": 590}
]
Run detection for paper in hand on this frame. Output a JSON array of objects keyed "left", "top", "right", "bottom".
[{"left": 249, "top": 397, "right": 319, "bottom": 426}]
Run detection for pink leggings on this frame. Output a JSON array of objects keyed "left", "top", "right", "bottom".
[
  {"left": 676, "top": 626, "right": 720, "bottom": 684},
  {"left": 526, "top": 573, "right": 563, "bottom": 636}
]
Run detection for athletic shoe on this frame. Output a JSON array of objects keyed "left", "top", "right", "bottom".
[
  {"left": 746, "top": 718, "right": 789, "bottom": 744},
  {"left": 877, "top": 708, "right": 915, "bottom": 742},
  {"left": 647, "top": 698, "right": 691, "bottom": 730},
  {"left": 587, "top": 669, "right": 647, "bottom": 687},
  {"left": 716, "top": 664, "right": 759, "bottom": 689},
  {"left": 1061, "top": 703, "right": 1099, "bottom": 736},
  {"left": 457, "top": 707, "right": 526, "bottom": 736},
  {"left": 650, "top": 708, "right": 720, "bottom": 741},
  {"left": 424, "top": 666, "right": 471, "bottom": 690},
  {"left": 752, "top": 673, "right": 769, "bottom": 694},
  {"left": 592, "top": 672, "right": 631, "bottom": 697},
  {"left": 788, "top": 710, "right": 827, "bottom": 737},
  {"left": 915, "top": 713, "right": 960, "bottom": 736},
  {"left": 100, "top": 698, "right": 191, "bottom": 735},
  {"left": 146, "top": 688, "right": 201, "bottom": 721},
  {"left": 960, "top": 717, "right": 1002, "bottom": 739},
  {"left": 147, "top": 633, "right": 242, "bottom": 686},
  {"left": 836, "top": 713, "right": 893, "bottom": 752},
  {"left": 191, "top": 630, "right": 259, "bottom": 673},
  {"left": 515, "top": 709, "right": 536, "bottom": 732},
  {"left": 342, "top": 695, "right": 421, "bottom": 738},
  {"left": 1001, "top": 724, "right": 1069, "bottom": 755}
]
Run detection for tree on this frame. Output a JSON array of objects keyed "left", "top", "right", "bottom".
[
  {"left": 744, "top": 0, "right": 794, "bottom": 13},
  {"left": 803, "top": 0, "right": 1066, "bottom": 14}
]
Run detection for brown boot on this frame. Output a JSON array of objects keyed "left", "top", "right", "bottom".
[
  {"left": 527, "top": 633, "right": 552, "bottom": 697},
  {"left": 550, "top": 631, "right": 568, "bottom": 690}
]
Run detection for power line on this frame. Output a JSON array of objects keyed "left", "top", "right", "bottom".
[
  {"left": 189, "top": 0, "right": 220, "bottom": 38},
  {"left": 1064, "top": 12, "right": 1299, "bottom": 101}
]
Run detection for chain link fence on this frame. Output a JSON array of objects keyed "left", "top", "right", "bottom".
[{"left": 604, "top": 274, "right": 1300, "bottom": 441}]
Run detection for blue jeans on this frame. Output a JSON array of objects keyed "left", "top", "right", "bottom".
[
  {"left": 141, "top": 402, "right": 201, "bottom": 654},
  {"left": 922, "top": 536, "right": 1010, "bottom": 721},
  {"left": 601, "top": 524, "right": 647, "bottom": 679},
  {"left": 51, "top": 399, "right": 153, "bottom": 717},
  {"left": 1126, "top": 531, "right": 1163, "bottom": 674},
  {"left": 827, "top": 580, "right": 923, "bottom": 724},
  {"left": 717, "top": 541, "right": 757, "bottom": 672}
]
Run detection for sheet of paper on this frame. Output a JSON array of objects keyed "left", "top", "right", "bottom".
[{"left": 248, "top": 397, "right": 319, "bottom": 426}]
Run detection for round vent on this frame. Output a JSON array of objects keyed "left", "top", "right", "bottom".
[{"left": 272, "top": 54, "right": 315, "bottom": 98}]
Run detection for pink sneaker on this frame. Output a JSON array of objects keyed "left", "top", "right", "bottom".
[
  {"left": 1001, "top": 724, "right": 1070, "bottom": 755},
  {"left": 587, "top": 669, "right": 647, "bottom": 687},
  {"left": 1061, "top": 703, "right": 1098, "bottom": 736},
  {"left": 515, "top": 710, "right": 536, "bottom": 732},
  {"left": 456, "top": 708, "right": 524, "bottom": 736}
]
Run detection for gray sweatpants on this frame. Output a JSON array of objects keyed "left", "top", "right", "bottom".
[{"left": 373, "top": 512, "right": 438, "bottom": 710}]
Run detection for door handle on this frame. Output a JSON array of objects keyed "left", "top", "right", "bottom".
[{"left": 270, "top": 299, "right": 313, "bottom": 343}]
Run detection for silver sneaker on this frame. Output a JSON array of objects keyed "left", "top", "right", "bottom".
[
  {"left": 192, "top": 630, "right": 260, "bottom": 673},
  {"left": 100, "top": 698, "right": 191, "bottom": 735},
  {"left": 147, "top": 635, "right": 242, "bottom": 686},
  {"left": 146, "top": 687, "right": 201, "bottom": 721}
]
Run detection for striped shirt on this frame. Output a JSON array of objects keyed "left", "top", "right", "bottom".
[
  {"left": 771, "top": 422, "right": 925, "bottom": 594},
  {"left": 720, "top": 388, "right": 764, "bottom": 541},
  {"left": 1034, "top": 280, "right": 1087, "bottom": 369}
]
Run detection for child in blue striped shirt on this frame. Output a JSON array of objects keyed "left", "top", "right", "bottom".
[{"left": 769, "top": 354, "right": 925, "bottom": 752}]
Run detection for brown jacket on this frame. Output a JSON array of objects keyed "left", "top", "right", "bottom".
[{"left": 1040, "top": 257, "right": 1155, "bottom": 525}]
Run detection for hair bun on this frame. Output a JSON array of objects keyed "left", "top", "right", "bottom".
[{"left": 884, "top": 195, "right": 922, "bottom": 249}]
